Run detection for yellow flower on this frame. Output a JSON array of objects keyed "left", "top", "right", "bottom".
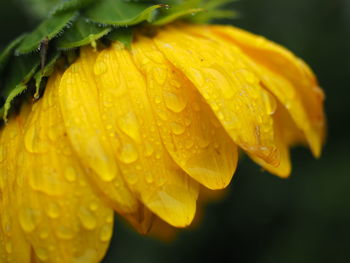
[{"left": 0, "top": 24, "right": 325, "bottom": 263}]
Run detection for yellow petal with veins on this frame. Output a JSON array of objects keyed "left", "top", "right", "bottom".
[
  {"left": 132, "top": 36, "right": 238, "bottom": 190},
  {"left": 249, "top": 105, "right": 292, "bottom": 178},
  {"left": 58, "top": 47, "right": 139, "bottom": 217},
  {"left": 0, "top": 110, "right": 31, "bottom": 263},
  {"left": 94, "top": 43, "right": 199, "bottom": 227},
  {"left": 179, "top": 25, "right": 312, "bottom": 177},
  {"left": 209, "top": 25, "right": 325, "bottom": 157},
  {"left": 17, "top": 72, "right": 114, "bottom": 263},
  {"left": 154, "top": 26, "right": 280, "bottom": 167}
]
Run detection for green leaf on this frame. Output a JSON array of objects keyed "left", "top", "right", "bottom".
[
  {"left": 0, "top": 35, "right": 26, "bottom": 73},
  {"left": 56, "top": 17, "right": 112, "bottom": 49},
  {"left": 50, "top": 0, "right": 95, "bottom": 15},
  {"left": 83, "top": 0, "right": 163, "bottom": 26},
  {"left": 34, "top": 51, "right": 61, "bottom": 99},
  {"left": 16, "top": 11, "right": 77, "bottom": 54},
  {"left": 0, "top": 54, "right": 40, "bottom": 121},
  {"left": 107, "top": 28, "right": 134, "bottom": 48},
  {"left": 1, "top": 83, "right": 28, "bottom": 122}
]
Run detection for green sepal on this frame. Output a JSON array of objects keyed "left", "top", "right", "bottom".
[
  {"left": 83, "top": 0, "right": 163, "bottom": 26},
  {"left": 0, "top": 54, "right": 40, "bottom": 121},
  {"left": 34, "top": 51, "right": 61, "bottom": 99},
  {"left": 16, "top": 11, "right": 77, "bottom": 54},
  {"left": 55, "top": 17, "right": 112, "bottom": 50},
  {"left": 107, "top": 28, "right": 134, "bottom": 49},
  {"left": 1, "top": 84, "right": 28, "bottom": 122}
]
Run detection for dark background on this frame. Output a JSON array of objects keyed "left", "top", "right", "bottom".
[{"left": 0, "top": 0, "right": 349, "bottom": 262}]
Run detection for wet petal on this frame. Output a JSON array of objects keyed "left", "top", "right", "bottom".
[
  {"left": 154, "top": 26, "right": 280, "bottom": 166},
  {"left": 0, "top": 112, "right": 31, "bottom": 263},
  {"left": 94, "top": 43, "right": 199, "bottom": 227},
  {"left": 132, "top": 36, "right": 238, "bottom": 190},
  {"left": 249, "top": 105, "right": 292, "bottom": 178},
  {"left": 209, "top": 25, "right": 325, "bottom": 157},
  {"left": 58, "top": 47, "right": 140, "bottom": 217},
  {"left": 17, "top": 72, "right": 114, "bottom": 263}
]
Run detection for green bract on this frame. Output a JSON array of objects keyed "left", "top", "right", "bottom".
[{"left": 0, "top": 0, "right": 236, "bottom": 121}]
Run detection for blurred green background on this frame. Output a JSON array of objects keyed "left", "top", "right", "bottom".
[{"left": 0, "top": 0, "right": 349, "bottom": 262}]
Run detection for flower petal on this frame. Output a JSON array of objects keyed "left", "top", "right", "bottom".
[
  {"left": 17, "top": 72, "right": 114, "bottom": 263},
  {"left": 94, "top": 43, "right": 199, "bottom": 227},
  {"left": 209, "top": 25, "right": 325, "bottom": 157},
  {"left": 249, "top": 107, "right": 292, "bottom": 178},
  {"left": 0, "top": 112, "right": 31, "bottom": 263},
  {"left": 132, "top": 36, "right": 238, "bottom": 190},
  {"left": 58, "top": 47, "right": 140, "bottom": 217},
  {"left": 154, "top": 26, "right": 280, "bottom": 166}
]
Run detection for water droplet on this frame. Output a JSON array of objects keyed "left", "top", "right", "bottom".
[
  {"left": 94, "top": 61, "right": 107, "bottom": 76},
  {"left": 48, "top": 124, "right": 64, "bottom": 141},
  {"left": 190, "top": 68, "right": 204, "bottom": 86},
  {"left": 118, "top": 112, "right": 141, "bottom": 143},
  {"left": 65, "top": 166, "right": 77, "bottom": 182},
  {"left": 55, "top": 226, "right": 75, "bottom": 240},
  {"left": 5, "top": 242, "right": 12, "bottom": 254},
  {"left": 78, "top": 207, "right": 97, "bottom": 230},
  {"left": 156, "top": 109, "right": 168, "bottom": 121},
  {"left": 89, "top": 201, "right": 98, "bottom": 212},
  {"left": 73, "top": 249, "right": 97, "bottom": 263},
  {"left": 171, "top": 122, "right": 185, "bottom": 135},
  {"left": 106, "top": 213, "right": 113, "bottom": 224},
  {"left": 144, "top": 142, "right": 154, "bottom": 157},
  {"left": 163, "top": 91, "right": 187, "bottom": 113},
  {"left": 145, "top": 173, "right": 153, "bottom": 183},
  {"left": 117, "top": 143, "right": 139, "bottom": 164},
  {"left": 40, "top": 229, "right": 49, "bottom": 239},
  {"left": 217, "top": 112, "right": 224, "bottom": 121},
  {"left": 261, "top": 90, "right": 277, "bottom": 116},
  {"left": 235, "top": 69, "right": 257, "bottom": 85},
  {"left": 211, "top": 103, "right": 219, "bottom": 111},
  {"left": 36, "top": 247, "right": 48, "bottom": 261},
  {"left": 100, "top": 224, "right": 113, "bottom": 242},
  {"left": 198, "top": 137, "right": 210, "bottom": 148},
  {"left": 184, "top": 118, "right": 192, "bottom": 127},
  {"left": 19, "top": 208, "right": 41, "bottom": 233},
  {"left": 126, "top": 173, "right": 138, "bottom": 184},
  {"left": 24, "top": 125, "right": 49, "bottom": 153},
  {"left": 170, "top": 79, "right": 181, "bottom": 89},
  {"left": 47, "top": 202, "right": 60, "bottom": 219},
  {"left": 204, "top": 67, "right": 234, "bottom": 99},
  {"left": 154, "top": 67, "right": 167, "bottom": 86},
  {"left": 154, "top": 96, "right": 162, "bottom": 104}
]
